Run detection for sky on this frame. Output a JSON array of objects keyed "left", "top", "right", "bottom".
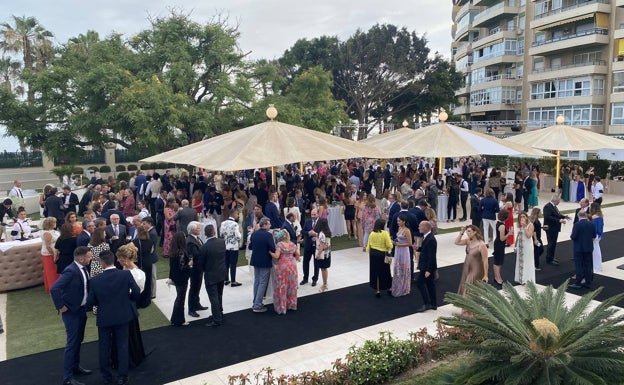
[{"left": 1, "top": 0, "right": 454, "bottom": 151}]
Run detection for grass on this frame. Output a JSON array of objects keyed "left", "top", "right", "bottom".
[{"left": 5, "top": 234, "right": 360, "bottom": 358}]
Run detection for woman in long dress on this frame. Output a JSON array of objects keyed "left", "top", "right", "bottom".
[
  {"left": 493, "top": 210, "right": 512, "bottom": 286},
  {"left": 502, "top": 193, "right": 515, "bottom": 247},
  {"left": 360, "top": 195, "right": 381, "bottom": 252},
  {"left": 590, "top": 202, "right": 604, "bottom": 272},
  {"left": 514, "top": 212, "right": 535, "bottom": 284},
  {"left": 455, "top": 225, "right": 488, "bottom": 296},
  {"left": 355, "top": 192, "right": 367, "bottom": 247},
  {"left": 115, "top": 243, "right": 146, "bottom": 368},
  {"left": 133, "top": 226, "right": 154, "bottom": 308},
  {"left": 366, "top": 218, "right": 393, "bottom": 297},
  {"left": 390, "top": 214, "right": 412, "bottom": 297},
  {"left": 562, "top": 167, "right": 571, "bottom": 201},
  {"left": 528, "top": 171, "right": 539, "bottom": 209},
  {"left": 40, "top": 217, "right": 59, "bottom": 292},
  {"left": 169, "top": 232, "right": 192, "bottom": 326},
  {"left": 575, "top": 174, "right": 586, "bottom": 202},
  {"left": 162, "top": 198, "right": 177, "bottom": 257},
  {"left": 271, "top": 230, "right": 300, "bottom": 314},
  {"left": 344, "top": 184, "right": 358, "bottom": 240}
]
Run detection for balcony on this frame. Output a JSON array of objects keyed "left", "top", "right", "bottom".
[
  {"left": 528, "top": 60, "right": 608, "bottom": 82},
  {"left": 473, "top": 1, "right": 521, "bottom": 28},
  {"left": 474, "top": 0, "right": 503, "bottom": 5},
  {"left": 529, "top": 28, "right": 609, "bottom": 56},
  {"left": 471, "top": 74, "right": 519, "bottom": 91},
  {"left": 452, "top": 104, "right": 470, "bottom": 116},
  {"left": 531, "top": 1, "right": 611, "bottom": 30},
  {"left": 472, "top": 28, "right": 518, "bottom": 49}
]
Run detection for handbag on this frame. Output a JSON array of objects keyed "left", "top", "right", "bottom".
[
  {"left": 384, "top": 255, "right": 393, "bottom": 264},
  {"left": 315, "top": 240, "right": 328, "bottom": 260}
]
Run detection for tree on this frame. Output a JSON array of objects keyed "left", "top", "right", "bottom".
[
  {"left": 334, "top": 24, "right": 462, "bottom": 139},
  {"left": 440, "top": 281, "right": 624, "bottom": 385},
  {"left": 247, "top": 66, "right": 349, "bottom": 133}
]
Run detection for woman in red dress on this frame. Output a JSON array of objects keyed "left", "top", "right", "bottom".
[
  {"left": 271, "top": 230, "right": 301, "bottom": 314},
  {"left": 502, "top": 192, "right": 515, "bottom": 247}
]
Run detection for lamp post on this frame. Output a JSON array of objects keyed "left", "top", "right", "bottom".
[{"left": 554, "top": 114, "right": 564, "bottom": 191}]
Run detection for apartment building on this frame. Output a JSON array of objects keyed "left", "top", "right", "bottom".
[{"left": 451, "top": 0, "right": 624, "bottom": 136}]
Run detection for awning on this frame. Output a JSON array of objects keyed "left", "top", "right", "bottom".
[
  {"left": 473, "top": 38, "right": 503, "bottom": 50},
  {"left": 535, "top": 13, "right": 594, "bottom": 31}
]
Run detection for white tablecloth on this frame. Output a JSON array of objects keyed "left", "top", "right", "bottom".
[
  {"left": 436, "top": 195, "right": 448, "bottom": 222},
  {"left": 327, "top": 206, "right": 347, "bottom": 237},
  {"left": 0, "top": 237, "right": 41, "bottom": 252}
]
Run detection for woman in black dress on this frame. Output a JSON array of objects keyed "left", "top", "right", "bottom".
[
  {"left": 54, "top": 223, "right": 77, "bottom": 273},
  {"left": 492, "top": 209, "right": 512, "bottom": 285},
  {"left": 132, "top": 226, "right": 154, "bottom": 309},
  {"left": 169, "top": 232, "right": 192, "bottom": 326}
]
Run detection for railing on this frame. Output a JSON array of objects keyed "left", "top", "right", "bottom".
[
  {"left": 534, "top": 0, "right": 610, "bottom": 20},
  {"left": 0, "top": 151, "right": 43, "bottom": 169},
  {"left": 531, "top": 28, "right": 608, "bottom": 47},
  {"left": 54, "top": 149, "right": 105, "bottom": 166},
  {"left": 115, "top": 148, "right": 155, "bottom": 163},
  {"left": 472, "top": 73, "right": 516, "bottom": 85},
  {"left": 531, "top": 59, "right": 607, "bottom": 74}
]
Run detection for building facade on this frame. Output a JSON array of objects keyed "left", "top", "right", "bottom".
[{"left": 451, "top": 0, "right": 624, "bottom": 135}]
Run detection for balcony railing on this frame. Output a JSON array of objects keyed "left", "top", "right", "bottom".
[
  {"left": 531, "top": 28, "right": 608, "bottom": 47},
  {"left": 534, "top": 0, "right": 610, "bottom": 20},
  {"left": 531, "top": 59, "right": 607, "bottom": 74}
]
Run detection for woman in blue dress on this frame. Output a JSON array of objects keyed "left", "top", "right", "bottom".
[
  {"left": 575, "top": 174, "right": 585, "bottom": 202},
  {"left": 528, "top": 170, "right": 539, "bottom": 208}
]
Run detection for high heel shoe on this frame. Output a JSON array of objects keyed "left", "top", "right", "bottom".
[
  {"left": 319, "top": 284, "right": 328, "bottom": 293},
  {"left": 375, "top": 291, "right": 381, "bottom": 298}
]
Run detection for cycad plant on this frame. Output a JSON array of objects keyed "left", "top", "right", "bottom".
[{"left": 440, "top": 280, "right": 624, "bottom": 385}]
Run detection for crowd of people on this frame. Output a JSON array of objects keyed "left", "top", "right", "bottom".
[{"left": 0, "top": 156, "right": 610, "bottom": 385}]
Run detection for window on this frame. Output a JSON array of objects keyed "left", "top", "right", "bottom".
[
  {"left": 613, "top": 72, "right": 624, "bottom": 93},
  {"left": 528, "top": 105, "right": 604, "bottom": 127},
  {"left": 612, "top": 103, "right": 624, "bottom": 125}
]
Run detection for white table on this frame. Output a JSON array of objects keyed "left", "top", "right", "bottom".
[
  {"left": 436, "top": 195, "right": 448, "bottom": 222},
  {"left": 327, "top": 205, "right": 347, "bottom": 237}
]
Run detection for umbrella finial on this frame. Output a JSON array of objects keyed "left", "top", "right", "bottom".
[
  {"left": 402, "top": 119, "right": 409, "bottom": 128},
  {"left": 556, "top": 114, "right": 565, "bottom": 125},
  {"left": 266, "top": 104, "right": 278, "bottom": 121},
  {"left": 439, "top": 110, "right": 448, "bottom": 123}
]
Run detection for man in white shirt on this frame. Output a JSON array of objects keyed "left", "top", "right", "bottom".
[
  {"left": 11, "top": 209, "right": 34, "bottom": 240},
  {"left": 591, "top": 176, "right": 604, "bottom": 205},
  {"left": 8, "top": 180, "right": 25, "bottom": 211},
  {"left": 220, "top": 208, "right": 242, "bottom": 286}
]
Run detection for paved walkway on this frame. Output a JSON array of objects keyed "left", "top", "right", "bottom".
[{"left": 1, "top": 191, "right": 623, "bottom": 384}]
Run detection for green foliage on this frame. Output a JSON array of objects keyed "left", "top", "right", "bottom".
[
  {"left": 117, "top": 172, "right": 130, "bottom": 182},
  {"left": 99, "top": 165, "right": 111, "bottom": 173},
  {"left": 227, "top": 328, "right": 467, "bottom": 385},
  {"left": 127, "top": 164, "right": 138, "bottom": 171},
  {"left": 116, "top": 164, "right": 126, "bottom": 171},
  {"left": 440, "top": 281, "right": 624, "bottom": 385},
  {"left": 50, "top": 165, "right": 78, "bottom": 181},
  {"left": 139, "top": 163, "right": 152, "bottom": 171},
  {"left": 346, "top": 331, "right": 420, "bottom": 385},
  {"left": 87, "top": 166, "right": 99, "bottom": 171}
]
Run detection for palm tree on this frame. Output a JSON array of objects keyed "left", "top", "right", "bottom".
[
  {"left": 440, "top": 281, "right": 624, "bottom": 385},
  {"left": 0, "top": 55, "right": 23, "bottom": 94},
  {"left": 0, "top": 15, "right": 54, "bottom": 74}
]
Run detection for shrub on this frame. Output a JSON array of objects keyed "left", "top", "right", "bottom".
[
  {"left": 140, "top": 163, "right": 152, "bottom": 170},
  {"left": 117, "top": 172, "right": 130, "bottom": 182},
  {"left": 116, "top": 165, "right": 126, "bottom": 172},
  {"left": 100, "top": 165, "right": 111, "bottom": 173},
  {"left": 88, "top": 166, "right": 99, "bottom": 172},
  {"left": 127, "top": 164, "right": 138, "bottom": 171}
]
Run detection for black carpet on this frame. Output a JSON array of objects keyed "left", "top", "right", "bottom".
[{"left": 2, "top": 229, "right": 622, "bottom": 385}]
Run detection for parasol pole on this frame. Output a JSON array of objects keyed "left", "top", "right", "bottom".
[
  {"left": 266, "top": 104, "right": 279, "bottom": 191},
  {"left": 554, "top": 115, "right": 565, "bottom": 193},
  {"left": 438, "top": 111, "right": 449, "bottom": 176}
]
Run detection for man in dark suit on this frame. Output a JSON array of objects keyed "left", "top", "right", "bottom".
[
  {"left": 77, "top": 220, "right": 95, "bottom": 247},
  {"left": 142, "top": 216, "right": 159, "bottom": 299},
  {"left": 386, "top": 193, "right": 400, "bottom": 229},
  {"left": 50, "top": 246, "right": 93, "bottom": 385},
  {"left": 264, "top": 192, "right": 282, "bottom": 229},
  {"left": 86, "top": 250, "right": 140, "bottom": 385},
  {"left": 105, "top": 213, "right": 127, "bottom": 255},
  {"left": 522, "top": 171, "right": 531, "bottom": 213},
  {"left": 281, "top": 212, "right": 298, "bottom": 243},
  {"left": 187, "top": 221, "right": 207, "bottom": 317},
  {"left": 154, "top": 190, "right": 167, "bottom": 245},
  {"left": 542, "top": 196, "right": 570, "bottom": 266},
  {"left": 61, "top": 185, "right": 80, "bottom": 216},
  {"left": 203, "top": 185, "right": 223, "bottom": 230},
  {"left": 569, "top": 211, "right": 596, "bottom": 290},
  {"left": 300, "top": 208, "right": 319, "bottom": 286},
  {"left": 249, "top": 217, "right": 276, "bottom": 312},
  {"left": 45, "top": 187, "right": 66, "bottom": 227},
  {"left": 470, "top": 187, "right": 483, "bottom": 228},
  {"left": 173, "top": 199, "right": 198, "bottom": 235},
  {"left": 573, "top": 198, "right": 589, "bottom": 224},
  {"left": 201, "top": 224, "right": 227, "bottom": 326},
  {"left": 415, "top": 221, "right": 438, "bottom": 312}
]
